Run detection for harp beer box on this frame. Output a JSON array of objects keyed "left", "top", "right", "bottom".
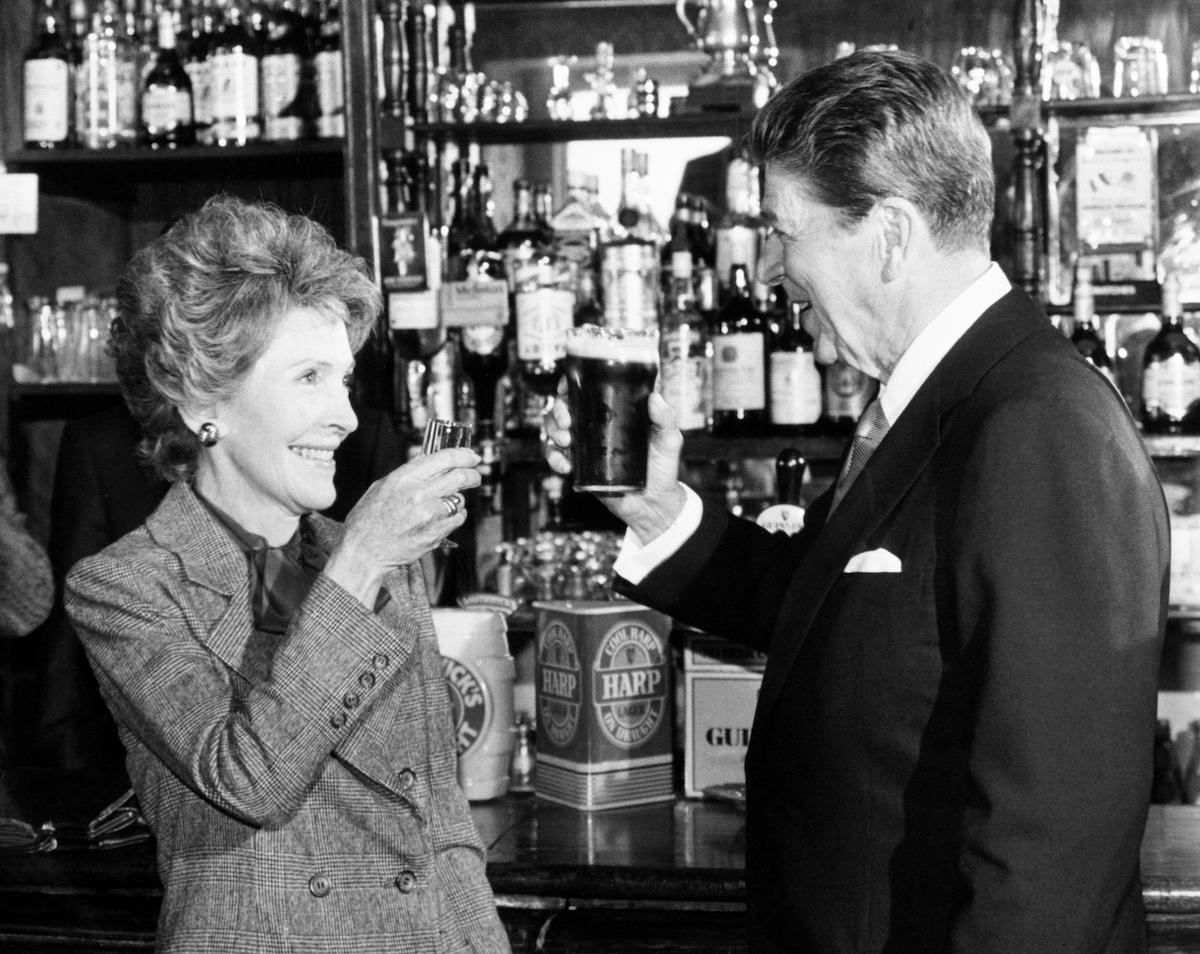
[{"left": 534, "top": 601, "right": 674, "bottom": 810}]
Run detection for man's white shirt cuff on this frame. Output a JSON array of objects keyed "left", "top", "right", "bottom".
[{"left": 612, "top": 483, "right": 704, "bottom": 585}]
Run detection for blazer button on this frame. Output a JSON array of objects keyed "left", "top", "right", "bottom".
[
  {"left": 373, "top": 653, "right": 390, "bottom": 670},
  {"left": 329, "top": 711, "right": 347, "bottom": 729},
  {"left": 394, "top": 870, "right": 418, "bottom": 893},
  {"left": 309, "top": 874, "right": 332, "bottom": 898},
  {"left": 397, "top": 768, "right": 416, "bottom": 791},
  {"left": 343, "top": 691, "right": 360, "bottom": 709},
  {"left": 358, "top": 671, "right": 376, "bottom": 690}
]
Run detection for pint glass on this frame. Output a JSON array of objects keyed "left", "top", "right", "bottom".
[{"left": 564, "top": 324, "right": 659, "bottom": 495}]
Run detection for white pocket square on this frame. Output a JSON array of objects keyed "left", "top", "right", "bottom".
[{"left": 843, "top": 548, "right": 902, "bottom": 574}]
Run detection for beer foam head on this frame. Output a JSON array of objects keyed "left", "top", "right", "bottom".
[{"left": 565, "top": 324, "right": 659, "bottom": 364}]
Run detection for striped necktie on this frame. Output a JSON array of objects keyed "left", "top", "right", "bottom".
[{"left": 830, "top": 398, "right": 889, "bottom": 513}]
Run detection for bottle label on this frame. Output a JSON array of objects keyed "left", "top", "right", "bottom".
[
  {"left": 712, "top": 332, "right": 766, "bottom": 411},
  {"left": 115, "top": 56, "right": 138, "bottom": 136},
  {"left": 440, "top": 279, "right": 508, "bottom": 328},
  {"left": 314, "top": 49, "right": 344, "bottom": 137},
  {"left": 769, "top": 351, "right": 822, "bottom": 425},
  {"left": 79, "top": 40, "right": 138, "bottom": 145},
  {"left": 387, "top": 289, "right": 439, "bottom": 330},
  {"left": 23, "top": 58, "right": 71, "bottom": 142},
  {"left": 1143, "top": 354, "right": 1200, "bottom": 421},
  {"left": 261, "top": 52, "right": 302, "bottom": 139},
  {"left": 660, "top": 330, "right": 708, "bottom": 432},
  {"left": 824, "top": 362, "right": 873, "bottom": 420},
  {"left": 142, "top": 84, "right": 192, "bottom": 133},
  {"left": 515, "top": 287, "right": 573, "bottom": 362},
  {"left": 185, "top": 58, "right": 213, "bottom": 126},
  {"left": 210, "top": 51, "right": 260, "bottom": 137}
]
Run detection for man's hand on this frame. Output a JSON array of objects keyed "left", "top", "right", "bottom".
[{"left": 544, "top": 381, "right": 687, "bottom": 544}]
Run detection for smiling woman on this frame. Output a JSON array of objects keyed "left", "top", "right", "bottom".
[{"left": 64, "top": 195, "right": 507, "bottom": 954}]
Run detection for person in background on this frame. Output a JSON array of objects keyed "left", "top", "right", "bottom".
[
  {"left": 546, "top": 51, "right": 1169, "bottom": 953},
  {"left": 66, "top": 194, "right": 509, "bottom": 953},
  {"left": 0, "top": 455, "right": 53, "bottom": 639}
]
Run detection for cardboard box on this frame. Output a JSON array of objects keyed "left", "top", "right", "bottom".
[
  {"left": 681, "top": 631, "right": 767, "bottom": 672},
  {"left": 684, "top": 671, "right": 762, "bottom": 798},
  {"left": 534, "top": 600, "right": 674, "bottom": 810}
]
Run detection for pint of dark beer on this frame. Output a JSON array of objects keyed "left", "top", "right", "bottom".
[{"left": 565, "top": 324, "right": 659, "bottom": 494}]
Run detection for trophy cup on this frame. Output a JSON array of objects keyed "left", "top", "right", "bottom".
[{"left": 675, "top": 0, "right": 778, "bottom": 112}]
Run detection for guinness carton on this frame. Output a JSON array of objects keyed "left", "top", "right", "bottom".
[{"left": 534, "top": 600, "right": 674, "bottom": 810}]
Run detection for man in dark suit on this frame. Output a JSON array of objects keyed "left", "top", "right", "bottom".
[
  {"left": 547, "top": 51, "right": 1169, "bottom": 953},
  {"left": 32, "top": 400, "right": 408, "bottom": 771}
]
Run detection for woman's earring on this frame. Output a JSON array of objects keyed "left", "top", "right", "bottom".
[{"left": 197, "top": 422, "right": 220, "bottom": 448}]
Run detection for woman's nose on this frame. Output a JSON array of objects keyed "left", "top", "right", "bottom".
[{"left": 331, "top": 384, "right": 359, "bottom": 436}]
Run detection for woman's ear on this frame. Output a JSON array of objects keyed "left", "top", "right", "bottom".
[{"left": 178, "top": 404, "right": 220, "bottom": 439}]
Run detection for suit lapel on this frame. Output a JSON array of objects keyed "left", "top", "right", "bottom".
[
  {"left": 144, "top": 483, "right": 260, "bottom": 679},
  {"left": 753, "top": 289, "right": 1052, "bottom": 729}
]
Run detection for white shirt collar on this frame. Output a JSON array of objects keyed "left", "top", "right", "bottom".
[{"left": 878, "top": 262, "right": 1011, "bottom": 427}]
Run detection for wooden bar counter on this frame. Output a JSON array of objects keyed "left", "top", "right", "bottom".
[{"left": 2, "top": 769, "right": 1199, "bottom": 952}]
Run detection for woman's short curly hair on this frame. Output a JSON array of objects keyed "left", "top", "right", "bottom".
[{"left": 110, "top": 194, "right": 382, "bottom": 484}]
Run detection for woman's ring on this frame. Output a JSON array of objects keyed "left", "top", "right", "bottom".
[{"left": 441, "top": 493, "right": 464, "bottom": 518}]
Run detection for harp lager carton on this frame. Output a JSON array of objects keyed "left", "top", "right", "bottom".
[{"left": 534, "top": 600, "right": 674, "bottom": 809}]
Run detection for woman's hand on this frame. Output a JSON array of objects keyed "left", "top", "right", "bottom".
[
  {"left": 544, "top": 381, "right": 688, "bottom": 545},
  {"left": 324, "top": 447, "right": 481, "bottom": 606}
]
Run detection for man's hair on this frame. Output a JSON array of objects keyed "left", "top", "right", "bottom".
[
  {"left": 110, "top": 194, "right": 382, "bottom": 484},
  {"left": 749, "top": 50, "right": 995, "bottom": 252}
]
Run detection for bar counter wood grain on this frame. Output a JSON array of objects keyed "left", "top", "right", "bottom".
[{"left": 1, "top": 770, "right": 1198, "bottom": 952}]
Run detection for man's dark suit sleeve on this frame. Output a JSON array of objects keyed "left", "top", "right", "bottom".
[{"left": 946, "top": 389, "right": 1167, "bottom": 953}]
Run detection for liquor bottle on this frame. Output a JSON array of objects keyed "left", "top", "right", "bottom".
[
  {"left": 602, "top": 149, "right": 660, "bottom": 331},
  {"left": 312, "top": 0, "right": 343, "bottom": 137},
  {"left": 822, "top": 360, "right": 877, "bottom": 434},
  {"left": 141, "top": 9, "right": 195, "bottom": 147},
  {"left": 710, "top": 263, "right": 767, "bottom": 436},
  {"left": 659, "top": 250, "right": 711, "bottom": 435},
  {"left": 260, "top": 0, "right": 308, "bottom": 141},
  {"left": 433, "top": 14, "right": 477, "bottom": 123},
  {"left": 585, "top": 172, "right": 614, "bottom": 244},
  {"left": 67, "top": 0, "right": 90, "bottom": 142},
  {"left": 78, "top": 0, "right": 140, "bottom": 148},
  {"left": 534, "top": 183, "right": 555, "bottom": 242},
  {"left": 384, "top": 153, "right": 445, "bottom": 435},
  {"left": 498, "top": 179, "right": 547, "bottom": 291},
  {"left": 1069, "top": 265, "right": 1115, "bottom": 387},
  {"left": 513, "top": 256, "right": 574, "bottom": 406},
  {"left": 686, "top": 194, "right": 715, "bottom": 270},
  {"left": 756, "top": 449, "right": 807, "bottom": 535},
  {"left": 1152, "top": 719, "right": 1183, "bottom": 805},
  {"left": 209, "top": 0, "right": 261, "bottom": 146},
  {"left": 769, "top": 298, "right": 822, "bottom": 433},
  {"left": 23, "top": 0, "right": 74, "bottom": 150},
  {"left": 184, "top": 0, "right": 216, "bottom": 144},
  {"left": 572, "top": 268, "right": 604, "bottom": 326},
  {"left": 1142, "top": 274, "right": 1200, "bottom": 434},
  {"left": 551, "top": 169, "right": 604, "bottom": 278},
  {"left": 0, "top": 264, "right": 16, "bottom": 387},
  {"left": 714, "top": 147, "right": 761, "bottom": 303},
  {"left": 447, "top": 162, "right": 510, "bottom": 443}
]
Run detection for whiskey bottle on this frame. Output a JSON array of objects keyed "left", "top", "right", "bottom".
[
  {"left": 659, "top": 250, "right": 711, "bottom": 435},
  {"left": 260, "top": 0, "right": 307, "bottom": 141},
  {"left": 79, "top": 0, "right": 140, "bottom": 148},
  {"left": 209, "top": 0, "right": 261, "bottom": 146},
  {"left": 312, "top": 0, "right": 343, "bottom": 137},
  {"left": 1142, "top": 274, "right": 1200, "bottom": 434},
  {"left": 23, "top": 0, "right": 73, "bottom": 150},
  {"left": 710, "top": 263, "right": 767, "bottom": 436},
  {"left": 183, "top": 0, "right": 216, "bottom": 144},
  {"left": 1069, "top": 265, "right": 1115, "bottom": 387},
  {"left": 141, "top": 9, "right": 195, "bottom": 147},
  {"left": 769, "top": 298, "right": 822, "bottom": 433}
]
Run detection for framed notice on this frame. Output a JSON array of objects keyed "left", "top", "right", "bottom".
[
  {"left": 1075, "top": 126, "right": 1158, "bottom": 262},
  {"left": 377, "top": 213, "right": 430, "bottom": 293}
]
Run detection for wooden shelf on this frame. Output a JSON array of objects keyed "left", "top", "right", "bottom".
[
  {"left": 6, "top": 140, "right": 346, "bottom": 180},
  {"left": 401, "top": 112, "right": 755, "bottom": 148}
]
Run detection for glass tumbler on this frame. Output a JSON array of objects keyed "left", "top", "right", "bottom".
[{"left": 422, "top": 418, "right": 475, "bottom": 550}]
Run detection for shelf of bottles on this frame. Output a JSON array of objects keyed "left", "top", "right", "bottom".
[{"left": 16, "top": 0, "right": 347, "bottom": 162}]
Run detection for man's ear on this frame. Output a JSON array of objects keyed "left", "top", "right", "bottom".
[{"left": 876, "top": 198, "right": 916, "bottom": 282}]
